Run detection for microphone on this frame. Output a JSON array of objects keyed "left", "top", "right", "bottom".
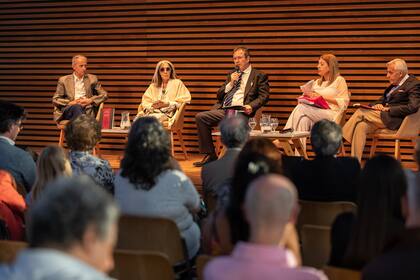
[{"left": 232, "top": 66, "right": 241, "bottom": 86}]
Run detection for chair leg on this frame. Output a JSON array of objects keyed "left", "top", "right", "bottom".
[
  {"left": 175, "top": 130, "right": 188, "bottom": 160},
  {"left": 395, "top": 139, "right": 400, "bottom": 160},
  {"left": 59, "top": 129, "right": 64, "bottom": 147},
  {"left": 170, "top": 131, "right": 175, "bottom": 158},
  {"left": 370, "top": 137, "right": 378, "bottom": 158},
  {"left": 338, "top": 142, "right": 346, "bottom": 156}
]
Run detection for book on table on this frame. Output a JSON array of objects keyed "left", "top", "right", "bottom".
[{"left": 101, "top": 107, "right": 115, "bottom": 129}]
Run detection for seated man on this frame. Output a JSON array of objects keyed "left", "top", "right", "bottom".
[
  {"left": 201, "top": 115, "right": 249, "bottom": 199},
  {"left": 52, "top": 54, "right": 108, "bottom": 122},
  {"left": 0, "top": 176, "right": 119, "bottom": 279},
  {"left": 0, "top": 100, "right": 36, "bottom": 192},
  {"left": 283, "top": 119, "right": 360, "bottom": 202},
  {"left": 194, "top": 46, "right": 269, "bottom": 167},
  {"left": 204, "top": 174, "right": 326, "bottom": 280},
  {"left": 343, "top": 58, "right": 420, "bottom": 162}
]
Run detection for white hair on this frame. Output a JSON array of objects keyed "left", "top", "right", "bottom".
[
  {"left": 387, "top": 58, "right": 408, "bottom": 75},
  {"left": 72, "top": 54, "right": 87, "bottom": 66}
]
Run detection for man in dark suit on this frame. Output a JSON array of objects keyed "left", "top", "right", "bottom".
[
  {"left": 201, "top": 115, "right": 249, "bottom": 199},
  {"left": 283, "top": 120, "right": 360, "bottom": 202},
  {"left": 52, "top": 54, "right": 108, "bottom": 122},
  {"left": 194, "top": 46, "right": 269, "bottom": 167},
  {"left": 343, "top": 58, "right": 420, "bottom": 162}
]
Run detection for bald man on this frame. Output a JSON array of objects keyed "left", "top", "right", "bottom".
[{"left": 204, "top": 174, "right": 326, "bottom": 280}]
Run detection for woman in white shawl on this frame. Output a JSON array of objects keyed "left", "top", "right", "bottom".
[{"left": 136, "top": 60, "right": 191, "bottom": 127}]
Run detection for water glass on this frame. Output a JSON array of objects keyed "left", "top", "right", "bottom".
[
  {"left": 120, "top": 111, "right": 131, "bottom": 129},
  {"left": 248, "top": 117, "right": 257, "bottom": 131},
  {"left": 270, "top": 118, "right": 279, "bottom": 132},
  {"left": 260, "top": 114, "right": 271, "bottom": 133}
]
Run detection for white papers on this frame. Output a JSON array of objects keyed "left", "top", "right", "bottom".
[{"left": 300, "top": 80, "right": 314, "bottom": 94}]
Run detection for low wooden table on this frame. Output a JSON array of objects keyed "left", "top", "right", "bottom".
[{"left": 212, "top": 130, "right": 310, "bottom": 158}]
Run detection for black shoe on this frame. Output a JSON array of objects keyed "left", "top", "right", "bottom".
[{"left": 193, "top": 154, "right": 217, "bottom": 167}]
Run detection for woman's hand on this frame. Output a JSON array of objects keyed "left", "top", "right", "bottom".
[
  {"left": 303, "top": 91, "right": 320, "bottom": 98},
  {"left": 152, "top": 100, "right": 169, "bottom": 109}
]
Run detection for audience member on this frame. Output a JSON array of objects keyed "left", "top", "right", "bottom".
[
  {"left": 194, "top": 46, "right": 269, "bottom": 167},
  {"left": 0, "top": 170, "right": 26, "bottom": 240},
  {"left": 0, "top": 176, "right": 119, "bottom": 279},
  {"left": 204, "top": 174, "right": 326, "bottom": 280},
  {"left": 201, "top": 115, "right": 249, "bottom": 199},
  {"left": 283, "top": 54, "right": 349, "bottom": 150},
  {"left": 28, "top": 145, "right": 72, "bottom": 205},
  {"left": 135, "top": 60, "right": 191, "bottom": 126},
  {"left": 343, "top": 58, "right": 420, "bottom": 162},
  {"left": 283, "top": 119, "right": 360, "bottom": 202},
  {"left": 52, "top": 54, "right": 108, "bottom": 122},
  {"left": 0, "top": 100, "right": 36, "bottom": 192},
  {"left": 329, "top": 155, "right": 407, "bottom": 269},
  {"left": 363, "top": 173, "right": 419, "bottom": 279},
  {"left": 404, "top": 139, "right": 420, "bottom": 191},
  {"left": 114, "top": 117, "right": 201, "bottom": 259},
  {"left": 65, "top": 114, "right": 114, "bottom": 193}
]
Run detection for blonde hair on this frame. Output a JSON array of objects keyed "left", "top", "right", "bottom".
[
  {"left": 151, "top": 60, "right": 177, "bottom": 87},
  {"left": 31, "top": 146, "right": 72, "bottom": 202},
  {"left": 318, "top": 53, "right": 340, "bottom": 86}
]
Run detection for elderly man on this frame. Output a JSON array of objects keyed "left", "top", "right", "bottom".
[
  {"left": 284, "top": 120, "right": 360, "bottom": 202},
  {"left": 52, "top": 54, "right": 108, "bottom": 122},
  {"left": 204, "top": 174, "right": 326, "bottom": 280},
  {"left": 201, "top": 115, "right": 249, "bottom": 198},
  {"left": 343, "top": 58, "right": 420, "bottom": 161},
  {"left": 0, "top": 100, "right": 36, "bottom": 192},
  {"left": 194, "top": 46, "right": 269, "bottom": 167},
  {"left": 0, "top": 176, "right": 119, "bottom": 279}
]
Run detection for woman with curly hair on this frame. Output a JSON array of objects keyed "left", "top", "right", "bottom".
[{"left": 114, "top": 117, "right": 200, "bottom": 259}]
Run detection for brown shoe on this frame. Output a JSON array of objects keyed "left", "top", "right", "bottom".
[{"left": 193, "top": 154, "right": 217, "bottom": 167}]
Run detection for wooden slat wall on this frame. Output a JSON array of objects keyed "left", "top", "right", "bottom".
[{"left": 0, "top": 0, "right": 419, "bottom": 167}]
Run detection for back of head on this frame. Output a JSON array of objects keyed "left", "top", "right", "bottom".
[
  {"left": 28, "top": 176, "right": 119, "bottom": 250},
  {"left": 120, "top": 116, "right": 171, "bottom": 189},
  {"left": 0, "top": 100, "right": 26, "bottom": 134},
  {"left": 32, "top": 145, "right": 72, "bottom": 201},
  {"left": 311, "top": 119, "right": 342, "bottom": 157},
  {"left": 245, "top": 174, "right": 297, "bottom": 233},
  {"left": 220, "top": 115, "right": 250, "bottom": 149},
  {"left": 65, "top": 114, "right": 101, "bottom": 151}
]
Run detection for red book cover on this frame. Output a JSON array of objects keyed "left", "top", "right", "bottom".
[{"left": 101, "top": 107, "right": 114, "bottom": 129}]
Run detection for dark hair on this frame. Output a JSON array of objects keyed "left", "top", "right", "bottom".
[
  {"left": 0, "top": 100, "right": 26, "bottom": 133},
  {"left": 120, "top": 117, "right": 171, "bottom": 190},
  {"left": 28, "top": 176, "right": 119, "bottom": 249},
  {"left": 311, "top": 119, "right": 342, "bottom": 157},
  {"left": 65, "top": 114, "right": 101, "bottom": 151},
  {"left": 226, "top": 138, "right": 282, "bottom": 244},
  {"left": 344, "top": 154, "right": 407, "bottom": 268},
  {"left": 233, "top": 46, "right": 250, "bottom": 57},
  {"left": 220, "top": 115, "right": 250, "bottom": 148}
]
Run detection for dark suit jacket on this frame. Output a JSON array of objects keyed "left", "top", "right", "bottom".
[
  {"left": 283, "top": 156, "right": 361, "bottom": 202},
  {"left": 363, "top": 228, "right": 420, "bottom": 280},
  {"left": 201, "top": 148, "right": 240, "bottom": 196},
  {"left": 52, "top": 73, "right": 108, "bottom": 121},
  {"left": 372, "top": 75, "right": 420, "bottom": 130},
  {"left": 215, "top": 68, "right": 269, "bottom": 117}
]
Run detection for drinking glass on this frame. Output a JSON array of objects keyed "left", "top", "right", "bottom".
[
  {"left": 270, "top": 118, "right": 279, "bottom": 132},
  {"left": 120, "top": 111, "right": 131, "bottom": 129},
  {"left": 248, "top": 117, "right": 257, "bottom": 131},
  {"left": 260, "top": 114, "right": 271, "bottom": 133}
]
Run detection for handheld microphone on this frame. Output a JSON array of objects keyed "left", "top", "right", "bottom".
[{"left": 234, "top": 66, "right": 240, "bottom": 73}]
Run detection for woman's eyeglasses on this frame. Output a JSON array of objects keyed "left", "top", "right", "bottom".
[{"left": 159, "top": 67, "right": 171, "bottom": 72}]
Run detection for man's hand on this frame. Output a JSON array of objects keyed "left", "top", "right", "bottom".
[
  {"left": 79, "top": 98, "right": 92, "bottom": 107},
  {"left": 243, "top": 105, "right": 253, "bottom": 115},
  {"left": 372, "top": 104, "right": 389, "bottom": 111},
  {"left": 230, "top": 72, "right": 241, "bottom": 85}
]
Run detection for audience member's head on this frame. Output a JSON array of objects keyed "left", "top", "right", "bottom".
[
  {"left": 245, "top": 174, "right": 298, "bottom": 244},
  {"left": 311, "top": 119, "right": 342, "bottom": 157},
  {"left": 220, "top": 115, "right": 250, "bottom": 149},
  {"left": 406, "top": 173, "right": 420, "bottom": 227},
  {"left": 0, "top": 100, "right": 26, "bottom": 141},
  {"left": 120, "top": 116, "right": 171, "bottom": 190},
  {"left": 27, "top": 176, "right": 119, "bottom": 273},
  {"left": 345, "top": 154, "right": 407, "bottom": 267},
  {"left": 31, "top": 146, "right": 72, "bottom": 202},
  {"left": 65, "top": 114, "right": 101, "bottom": 152},
  {"left": 227, "top": 138, "right": 282, "bottom": 245}
]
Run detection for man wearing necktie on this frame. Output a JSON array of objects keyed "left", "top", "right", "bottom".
[
  {"left": 343, "top": 58, "right": 420, "bottom": 162},
  {"left": 194, "top": 47, "right": 269, "bottom": 167}
]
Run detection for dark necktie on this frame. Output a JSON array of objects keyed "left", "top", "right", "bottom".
[
  {"left": 385, "top": 85, "right": 399, "bottom": 102},
  {"left": 223, "top": 72, "right": 243, "bottom": 107}
]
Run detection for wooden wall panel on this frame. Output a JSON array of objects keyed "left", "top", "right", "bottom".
[{"left": 0, "top": 0, "right": 419, "bottom": 167}]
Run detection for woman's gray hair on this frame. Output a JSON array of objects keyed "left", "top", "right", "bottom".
[
  {"left": 311, "top": 119, "right": 342, "bottom": 157},
  {"left": 151, "top": 60, "right": 178, "bottom": 87},
  {"left": 220, "top": 115, "right": 250, "bottom": 148}
]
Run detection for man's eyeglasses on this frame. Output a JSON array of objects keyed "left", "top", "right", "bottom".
[{"left": 159, "top": 67, "right": 171, "bottom": 72}]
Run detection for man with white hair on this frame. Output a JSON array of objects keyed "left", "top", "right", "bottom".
[
  {"left": 343, "top": 58, "right": 420, "bottom": 161},
  {"left": 204, "top": 174, "right": 326, "bottom": 280},
  {"left": 52, "top": 54, "right": 108, "bottom": 122}
]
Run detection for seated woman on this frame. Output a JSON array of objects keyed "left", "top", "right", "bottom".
[
  {"left": 136, "top": 60, "right": 191, "bottom": 127},
  {"left": 27, "top": 145, "right": 72, "bottom": 205},
  {"left": 283, "top": 53, "right": 349, "bottom": 149},
  {"left": 65, "top": 115, "right": 114, "bottom": 193},
  {"left": 114, "top": 117, "right": 201, "bottom": 259},
  {"left": 329, "top": 154, "right": 407, "bottom": 269}
]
